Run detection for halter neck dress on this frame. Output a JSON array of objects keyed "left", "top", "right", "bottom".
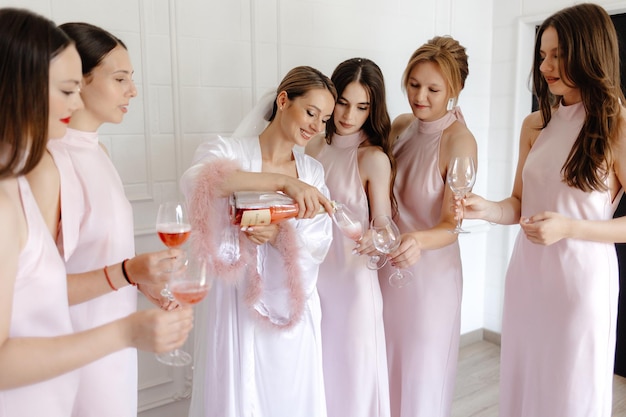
[
  {"left": 315, "top": 131, "right": 390, "bottom": 417},
  {"left": 500, "top": 101, "right": 621, "bottom": 417},
  {"left": 380, "top": 110, "right": 464, "bottom": 417},
  {"left": 47, "top": 128, "right": 137, "bottom": 417}
]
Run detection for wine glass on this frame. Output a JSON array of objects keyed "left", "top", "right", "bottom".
[
  {"left": 370, "top": 215, "right": 413, "bottom": 288},
  {"left": 155, "top": 254, "right": 213, "bottom": 367},
  {"left": 332, "top": 203, "right": 386, "bottom": 270},
  {"left": 156, "top": 201, "right": 192, "bottom": 300},
  {"left": 447, "top": 156, "right": 476, "bottom": 234}
]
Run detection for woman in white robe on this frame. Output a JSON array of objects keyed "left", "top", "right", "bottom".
[{"left": 181, "top": 66, "right": 337, "bottom": 417}]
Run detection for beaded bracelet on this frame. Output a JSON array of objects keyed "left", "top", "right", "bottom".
[
  {"left": 121, "top": 259, "right": 137, "bottom": 286},
  {"left": 103, "top": 266, "right": 118, "bottom": 291}
]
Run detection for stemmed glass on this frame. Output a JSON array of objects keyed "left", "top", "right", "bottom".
[
  {"left": 370, "top": 216, "right": 414, "bottom": 288},
  {"left": 447, "top": 156, "right": 476, "bottom": 234},
  {"left": 155, "top": 254, "right": 213, "bottom": 367},
  {"left": 332, "top": 203, "right": 386, "bottom": 270},
  {"left": 156, "top": 201, "right": 192, "bottom": 300}
]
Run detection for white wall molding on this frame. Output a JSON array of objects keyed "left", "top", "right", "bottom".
[
  {"left": 169, "top": 0, "right": 184, "bottom": 187},
  {"left": 137, "top": 365, "right": 193, "bottom": 412}
]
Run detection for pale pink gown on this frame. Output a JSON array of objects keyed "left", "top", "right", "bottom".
[
  {"left": 380, "top": 111, "right": 463, "bottom": 417},
  {"left": 315, "top": 131, "right": 391, "bottom": 417},
  {"left": 500, "top": 102, "right": 621, "bottom": 417},
  {"left": 47, "top": 128, "right": 137, "bottom": 417},
  {"left": 0, "top": 177, "right": 79, "bottom": 417}
]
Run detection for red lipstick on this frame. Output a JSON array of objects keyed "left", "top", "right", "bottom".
[{"left": 60, "top": 117, "right": 71, "bottom": 124}]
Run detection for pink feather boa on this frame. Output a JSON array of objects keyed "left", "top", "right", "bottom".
[{"left": 187, "top": 159, "right": 306, "bottom": 330}]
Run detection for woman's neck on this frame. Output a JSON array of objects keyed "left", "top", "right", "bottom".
[
  {"left": 259, "top": 125, "right": 294, "bottom": 166},
  {"left": 67, "top": 110, "right": 103, "bottom": 132}
]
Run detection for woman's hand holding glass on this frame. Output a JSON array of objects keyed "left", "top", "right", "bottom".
[
  {"left": 333, "top": 203, "right": 386, "bottom": 269},
  {"left": 371, "top": 216, "right": 414, "bottom": 288},
  {"left": 447, "top": 156, "right": 476, "bottom": 234},
  {"left": 155, "top": 254, "right": 213, "bottom": 367},
  {"left": 122, "top": 250, "right": 186, "bottom": 309},
  {"left": 156, "top": 202, "right": 191, "bottom": 300},
  {"left": 125, "top": 306, "right": 194, "bottom": 354}
]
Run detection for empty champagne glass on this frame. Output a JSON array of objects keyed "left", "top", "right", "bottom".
[
  {"left": 332, "top": 203, "right": 386, "bottom": 270},
  {"left": 156, "top": 201, "right": 191, "bottom": 300},
  {"left": 155, "top": 254, "right": 213, "bottom": 366},
  {"left": 370, "top": 216, "right": 413, "bottom": 288},
  {"left": 447, "top": 156, "right": 476, "bottom": 234}
]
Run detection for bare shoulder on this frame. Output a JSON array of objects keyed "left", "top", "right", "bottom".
[
  {"left": 0, "top": 178, "right": 24, "bottom": 250},
  {"left": 25, "top": 152, "right": 59, "bottom": 200},
  {"left": 521, "top": 110, "right": 543, "bottom": 147},
  {"left": 358, "top": 144, "right": 391, "bottom": 167},
  {"left": 442, "top": 120, "right": 477, "bottom": 153},
  {"left": 358, "top": 144, "right": 391, "bottom": 180},
  {"left": 389, "top": 113, "right": 416, "bottom": 142},
  {"left": 522, "top": 110, "right": 543, "bottom": 130},
  {"left": 446, "top": 119, "right": 475, "bottom": 140},
  {"left": 25, "top": 152, "right": 60, "bottom": 233},
  {"left": 305, "top": 133, "right": 326, "bottom": 158},
  {"left": 0, "top": 179, "right": 19, "bottom": 220}
]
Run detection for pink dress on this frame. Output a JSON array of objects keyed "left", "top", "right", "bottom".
[
  {"left": 0, "top": 177, "right": 79, "bottom": 417},
  {"left": 380, "top": 111, "right": 463, "bottom": 417},
  {"left": 47, "top": 128, "right": 137, "bottom": 417},
  {"left": 315, "top": 131, "right": 390, "bottom": 417},
  {"left": 500, "top": 102, "right": 620, "bottom": 417}
]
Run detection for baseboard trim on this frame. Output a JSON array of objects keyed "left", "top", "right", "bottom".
[
  {"left": 483, "top": 328, "right": 501, "bottom": 346},
  {"left": 459, "top": 329, "right": 483, "bottom": 347},
  {"left": 460, "top": 328, "right": 501, "bottom": 347}
]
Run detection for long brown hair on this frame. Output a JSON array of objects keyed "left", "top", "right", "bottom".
[
  {"left": 268, "top": 66, "right": 337, "bottom": 122},
  {"left": 0, "top": 8, "right": 71, "bottom": 178},
  {"left": 327, "top": 57, "right": 397, "bottom": 217},
  {"left": 533, "top": 3, "right": 624, "bottom": 192}
]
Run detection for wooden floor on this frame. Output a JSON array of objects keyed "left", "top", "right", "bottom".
[{"left": 451, "top": 340, "right": 626, "bottom": 416}]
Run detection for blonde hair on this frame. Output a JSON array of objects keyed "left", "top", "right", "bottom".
[{"left": 402, "top": 36, "right": 469, "bottom": 105}]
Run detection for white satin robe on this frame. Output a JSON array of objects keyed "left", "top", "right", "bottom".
[{"left": 181, "top": 135, "right": 332, "bottom": 417}]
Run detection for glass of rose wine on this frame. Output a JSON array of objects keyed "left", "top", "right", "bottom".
[
  {"left": 156, "top": 201, "right": 192, "bottom": 300},
  {"left": 332, "top": 203, "right": 386, "bottom": 270},
  {"left": 155, "top": 254, "right": 213, "bottom": 366},
  {"left": 371, "top": 215, "right": 413, "bottom": 288},
  {"left": 447, "top": 156, "right": 476, "bottom": 234}
]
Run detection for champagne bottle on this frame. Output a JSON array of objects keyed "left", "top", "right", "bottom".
[{"left": 229, "top": 191, "right": 332, "bottom": 227}]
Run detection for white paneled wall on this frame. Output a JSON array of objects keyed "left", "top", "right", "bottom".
[{"left": 10, "top": 0, "right": 625, "bottom": 415}]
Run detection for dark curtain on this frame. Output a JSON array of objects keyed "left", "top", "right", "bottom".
[
  {"left": 615, "top": 197, "right": 626, "bottom": 375},
  {"left": 612, "top": 12, "right": 626, "bottom": 376}
]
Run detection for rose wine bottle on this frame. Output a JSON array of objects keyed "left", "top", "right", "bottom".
[{"left": 230, "top": 191, "right": 332, "bottom": 227}]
